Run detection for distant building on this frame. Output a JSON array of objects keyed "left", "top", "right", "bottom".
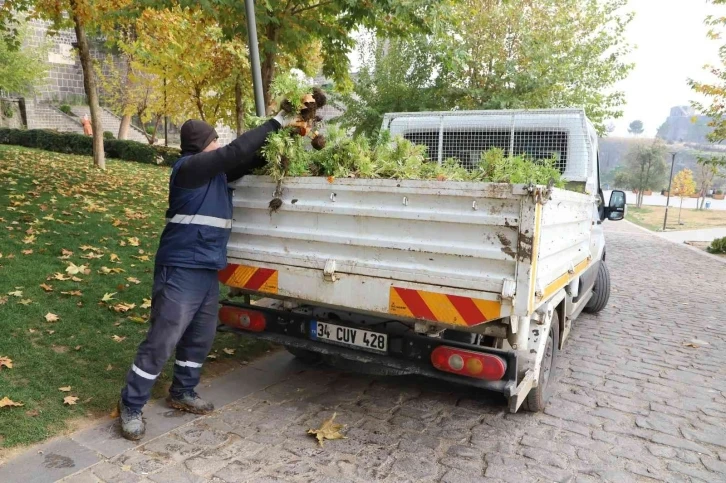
[{"left": 656, "top": 106, "right": 711, "bottom": 144}]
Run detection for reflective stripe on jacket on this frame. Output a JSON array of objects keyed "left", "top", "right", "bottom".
[{"left": 154, "top": 156, "right": 233, "bottom": 269}]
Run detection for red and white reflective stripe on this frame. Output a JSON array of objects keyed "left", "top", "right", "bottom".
[
  {"left": 175, "top": 360, "right": 203, "bottom": 368},
  {"left": 132, "top": 364, "right": 160, "bottom": 380}
]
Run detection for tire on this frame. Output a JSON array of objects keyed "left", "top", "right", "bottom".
[
  {"left": 584, "top": 261, "right": 611, "bottom": 314},
  {"left": 522, "top": 311, "right": 559, "bottom": 412},
  {"left": 285, "top": 346, "right": 321, "bottom": 364}
]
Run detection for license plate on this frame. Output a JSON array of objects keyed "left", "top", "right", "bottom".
[{"left": 310, "top": 321, "right": 388, "bottom": 353}]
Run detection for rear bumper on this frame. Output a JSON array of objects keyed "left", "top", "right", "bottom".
[{"left": 218, "top": 299, "right": 519, "bottom": 396}]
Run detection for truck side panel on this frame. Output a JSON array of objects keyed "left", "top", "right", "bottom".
[{"left": 227, "top": 177, "right": 521, "bottom": 296}]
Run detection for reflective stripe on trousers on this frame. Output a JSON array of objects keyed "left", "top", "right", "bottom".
[
  {"left": 121, "top": 265, "right": 219, "bottom": 410},
  {"left": 165, "top": 213, "right": 232, "bottom": 229}
]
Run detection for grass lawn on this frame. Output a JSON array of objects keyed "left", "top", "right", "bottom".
[
  {"left": 626, "top": 205, "right": 726, "bottom": 232},
  {"left": 0, "top": 145, "right": 270, "bottom": 451}
]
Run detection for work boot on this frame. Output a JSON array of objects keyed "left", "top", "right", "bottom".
[
  {"left": 167, "top": 391, "right": 215, "bottom": 415},
  {"left": 118, "top": 399, "right": 145, "bottom": 441}
]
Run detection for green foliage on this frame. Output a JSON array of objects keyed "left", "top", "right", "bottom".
[
  {"left": 628, "top": 120, "right": 644, "bottom": 135},
  {"left": 205, "top": 0, "right": 439, "bottom": 104},
  {"left": 59, "top": 105, "right": 74, "bottom": 116},
  {"left": 335, "top": 35, "right": 450, "bottom": 137},
  {"left": 260, "top": 130, "right": 310, "bottom": 181},
  {"left": 474, "top": 149, "right": 565, "bottom": 187},
  {"left": 259, "top": 128, "right": 564, "bottom": 187},
  {"left": 0, "top": 21, "right": 47, "bottom": 95},
  {"left": 337, "top": 0, "right": 633, "bottom": 136},
  {"left": 270, "top": 72, "right": 310, "bottom": 113},
  {"left": 0, "top": 128, "right": 180, "bottom": 165},
  {"left": 1, "top": 100, "right": 14, "bottom": 118},
  {"left": 103, "top": 130, "right": 115, "bottom": 140},
  {"left": 707, "top": 236, "right": 726, "bottom": 254},
  {"left": 618, "top": 142, "right": 668, "bottom": 206}
]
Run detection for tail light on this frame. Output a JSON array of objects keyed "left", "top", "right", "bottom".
[
  {"left": 431, "top": 346, "right": 507, "bottom": 381},
  {"left": 219, "top": 306, "right": 266, "bottom": 332}
]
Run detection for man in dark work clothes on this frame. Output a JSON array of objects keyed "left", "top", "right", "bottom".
[{"left": 118, "top": 111, "right": 294, "bottom": 440}]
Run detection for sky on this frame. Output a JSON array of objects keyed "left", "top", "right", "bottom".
[{"left": 612, "top": 0, "right": 722, "bottom": 137}]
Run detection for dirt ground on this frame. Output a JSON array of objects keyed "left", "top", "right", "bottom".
[
  {"left": 626, "top": 205, "right": 726, "bottom": 231},
  {"left": 685, "top": 240, "right": 726, "bottom": 257}
]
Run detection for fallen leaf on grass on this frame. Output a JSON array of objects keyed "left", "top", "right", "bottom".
[
  {"left": 206, "top": 354, "right": 217, "bottom": 360},
  {"left": 61, "top": 249, "right": 73, "bottom": 257},
  {"left": 0, "top": 397, "right": 23, "bottom": 408},
  {"left": 128, "top": 237, "right": 140, "bottom": 247},
  {"left": 0, "top": 356, "right": 13, "bottom": 370},
  {"left": 223, "top": 348, "right": 235, "bottom": 355},
  {"left": 128, "top": 316, "right": 146, "bottom": 323},
  {"left": 46, "top": 330, "right": 55, "bottom": 335},
  {"left": 140, "top": 298, "right": 151, "bottom": 309},
  {"left": 23, "top": 235, "right": 36, "bottom": 244},
  {"left": 28, "top": 328, "right": 37, "bottom": 334},
  {"left": 45, "top": 313, "right": 60, "bottom": 323},
  {"left": 63, "top": 396, "right": 79, "bottom": 405},
  {"left": 101, "top": 292, "right": 117, "bottom": 302},
  {"left": 126, "top": 277, "right": 141, "bottom": 285},
  {"left": 112, "top": 335, "right": 126, "bottom": 343},
  {"left": 132, "top": 255, "right": 151, "bottom": 262},
  {"left": 307, "top": 413, "right": 346, "bottom": 447},
  {"left": 0, "top": 296, "right": 7, "bottom": 305},
  {"left": 52, "top": 273, "right": 71, "bottom": 281},
  {"left": 110, "top": 253, "right": 120, "bottom": 262},
  {"left": 58, "top": 386, "right": 72, "bottom": 392},
  {"left": 74, "top": 345, "right": 81, "bottom": 351},
  {"left": 18, "top": 299, "right": 32, "bottom": 305},
  {"left": 110, "top": 406, "right": 120, "bottom": 418},
  {"left": 25, "top": 409, "right": 39, "bottom": 417},
  {"left": 61, "top": 290, "right": 83, "bottom": 297},
  {"left": 81, "top": 252, "right": 103, "bottom": 260},
  {"left": 40, "top": 283, "right": 53, "bottom": 292},
  {"left": 22, "top": 249, "right": 33, "bottom": 255},
  {"left": 106, "top": 364, "right": 113, "bottom": 371},
  {"left": 8, "top": 290, "right": 22, "bottom": 297},
  {"left": 112, "top": 303, "right": 135, "bottom": 313},
  {"left": 70, "top": 276, "right": 83, "bottom": 282},
  {"left": 65, "top": 263, "right": 87, "bottom": 275}
]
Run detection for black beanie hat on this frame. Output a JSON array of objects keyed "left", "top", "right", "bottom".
[{"left": 180, "top": 120, "right": 218, "bottom": 154}]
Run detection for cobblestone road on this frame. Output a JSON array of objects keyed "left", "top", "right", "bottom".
[{"left": 68, "top": 222, "right": 726, "bottom": 482}]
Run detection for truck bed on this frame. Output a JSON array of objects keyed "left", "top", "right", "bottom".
[{"left": 222, "top": 176, "right": 594, "bottom": 328}]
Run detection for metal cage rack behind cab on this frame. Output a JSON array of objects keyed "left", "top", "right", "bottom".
[{"left": 381, "top": 109, "right": 595, "bottom": 182}]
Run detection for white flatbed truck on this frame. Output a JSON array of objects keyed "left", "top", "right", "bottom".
[{"left": 217, "top": 109, "right": 626, "bottom": 412}]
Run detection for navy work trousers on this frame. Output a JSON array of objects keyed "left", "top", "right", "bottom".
[{"left": 121, "top": 265, "right": 219, "bottom": 410}]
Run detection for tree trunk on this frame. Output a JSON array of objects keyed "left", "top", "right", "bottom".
[
  {"left": 260, "top": 25, "right": 279, "bottom": 112},
  {"left": 235, "top": 77, "right": 245, "bottom": 135},
  {"left": 678, "top": 197, "right": 683, "bottom": 224},
  {"left": 118, "top": 113, "right": 131, "bottom": 140},
  {"left": 71, "top": 3, "right": 105, "bottom": 169}
]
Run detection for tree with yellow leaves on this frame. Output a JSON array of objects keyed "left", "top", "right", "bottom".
[
  {"left": 0, "top": 0, "right": 131, "bottom": 169},
  {"left": 671, "top": 168, "right": 696, "bottom": 224},
  {"left": 120, "top": 7, "right": 252, "bottom": 130}
]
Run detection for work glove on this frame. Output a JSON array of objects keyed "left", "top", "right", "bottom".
[{"left": 274, "top": 110, "right": 297, "bottom": 128}]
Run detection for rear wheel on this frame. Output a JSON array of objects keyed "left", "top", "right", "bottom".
[
  {"left": 522, "top": 312, "right": 559, "bottom": 412},
  {"left": 584, "top": 262, "right": 611, "bottom": 314},
  {"left": 285, "top": 346, "right": 321, "bottom": 364}
]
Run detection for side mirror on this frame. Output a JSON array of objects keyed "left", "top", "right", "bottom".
[{"left": 607, "top": 190, "right": 626, "bottom": 221}]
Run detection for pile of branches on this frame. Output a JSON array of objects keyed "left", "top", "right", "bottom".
[
  {"left": 260, "top": 72, "right": 564, "bottom": 211},
  {"left": 259, "top": 125, "right": 564, "bottom": 185}
]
